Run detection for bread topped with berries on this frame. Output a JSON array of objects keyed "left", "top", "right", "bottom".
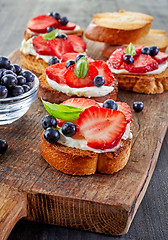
[
  {"left": 107, "top": 43, "right": 168, "bottom": 94},
  {"left": 24, "top": 13, "right": 84, "bottom": 41},
  {"left": 38, "top": 53, "right": 118, "bottom": 103},
  {"left": 85, "top": 10, "right": 153, "bottom": 45},
  {"left": 40, "top": 98, "right": 133, "bottom": 175}
]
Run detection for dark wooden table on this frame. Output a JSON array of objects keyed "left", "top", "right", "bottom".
[{"left": 0, "top": 0, "right": 167, "bottom": 239}]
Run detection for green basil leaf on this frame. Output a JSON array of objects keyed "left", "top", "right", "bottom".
[
  {"left": 42, "top": 99, "right": 83, "bottom": 120},
  {"left": 74, "top": 57, "right": 89, "bottom": 79},
  {"left": 42, "top": 29, "right": 59, "bottom": 41},
  {"left": 125, "top": 43, "right": 136, "bottom": 56}
]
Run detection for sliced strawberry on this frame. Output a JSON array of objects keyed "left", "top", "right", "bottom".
[
  {"left": 135, "top": 45, "right": 144, "bottom": 56},
  {"left": 61, "top": 53, "right": 93, "bottom": 63},
  {"left": 108, "top": 48, "right": 124, "bottom": 69},
  {"left": 46, "top": 62, "right": 67, "bottom": 84},
  {"left": 91, "top": 60, "right": 115, "bottom": 86},
  {"left": 47, "top": 38, "right": 74, "bottom": 58},
  {"left": 77, "top": 106, "right": 127, "bottom": 150},
  {"left": 65, "top": 64, "right": 98, "bottom": 88},
  {"left": 27, "top": 15, "right": 58, "bottom": 33},
  {"left": 124, "top": 54, "right": 158, "bottom": 73},
  {"left": 67, "top": 35, "right": 86, "bottom": 53},
  {"left": 58, "top": 22, "right": 76, "bottom": 30},
  {"left": 117, "top": 102, "right": 132, "bottom": 123},
  {"left": 153, "top": 51, "right": 168, "bottom": 64},
  {"left": 32, "top": 36, "right": 50, "bottom": 55}
]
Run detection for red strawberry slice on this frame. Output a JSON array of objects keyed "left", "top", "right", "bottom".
[
  {"left": 58, "top": 22, "right": 76, "bottom": 30},
  {"left": 46, "top": 62, "right": 67, "bottom": 84},
  {"left": 27, "top": 15, "right": 58, "bottom": 33},
  {"left": 61, "top": 53, "right": 93, "bottom": 63},
  {"left": 108, "top": 48, "right": 124, "bottom": 69},
  {"left": 32, "top": 36, "right": 50, "bottom": 55},
  {"left": 77, "top": 106, "right": 127, "bottom": 150},
  {"left": 65, "top": 64, "right": 98, "bottom": 88},
  {"left": 153, "top": 51, "right": 168, "bottom": 64},
  {"left": 47, "top": 38, "right": 74, "bottom": 58},
  {"left": 124, "top": 54, "right": 158, "bottom": 73},
  {"left": 117, "top": 102, "right": 132, "bottom": 123},
  {"left": 67, "top": 35, "right": 86, "bottom": 53},
  {"left": 135, "top": 45, "right": 144, "bottom": 56},
  {"left": 91, "top": 60, "right": 115, "bottom": 86}
]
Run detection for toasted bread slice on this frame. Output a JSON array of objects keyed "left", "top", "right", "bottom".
[
  {"left": 41, "top": 132, "right": 132, "bottom": 175},
  {"left": 102, "top": 29, "right": 168, "bottom": 58},
  {"left": 85, "top": 10, "right": 153, "bottom": 45},
  {"left": 38, "top": 73, "right": 118, "bottom": 103}
]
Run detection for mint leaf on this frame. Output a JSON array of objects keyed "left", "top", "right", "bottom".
[
  {"left": 42, "top": 29, "right": 59, "bottom": 41},
  {"left": 125, "top": 43, "right": 136, "bottom": 56},
  {"left": 42, "top": 99, "right": 83, "bottom": 120},
  {"left": 74, "top": 57, "right": 88, "bottom": 79}
]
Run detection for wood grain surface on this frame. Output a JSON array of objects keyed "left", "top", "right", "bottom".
[{"left": 0, "top": 0, "right": 167, "bottom": 239}]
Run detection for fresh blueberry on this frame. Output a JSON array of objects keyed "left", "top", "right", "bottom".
[
  {"left": 133, "top": 101, "right": 144, "bottom": 112},
  {"left": 0, "top": 85, "right": 8, "bottom": 99},
  {"left": 123, "top": 54, "right": 134, "bottom": 64},
  {"left": 141, "top": 47, "right": 150, "bottom": 55},
  {"left": 149, "top": 46, "right": 159, "bottom": 57},
  {"left": 11, "top": 85, "right": 24, "bottom": 97},
  {"left": 1, "top": 74, "right": 18, "bottom": 87},
  {"left": 13, "top": 64, "right": 22, "bottom": 75},
  {"left": 22, "top": 84, "right": 31, "bottom": 93},
  {"left": 76, "top": 54, "right": 87, "bottom": 62},
  {"left": 9, "top": 65, "right": 16, "bottom": 73},
  {"left": 0, "top": 57, "right": 10, "bottom": 69},
  {"left": 93, "top": 75, "right": 105, "bottom": 87},
  {"left": 42, "top": 115, "right": 57, "bottom": 130},
  {"left": 17, "top": 76, "right": 26, "bottom": 85},
  {"left": 21, "top": 70, "right": 35, "bottom": 82},
  {"left": 24, "top": 82, "right": 33, "bottom": 89},
  {"left": 3, "top": 70, "right": 17, "bottom": 77},
  {"left": 103, "top": 99, "right": 118, "bottom": 110},
  {"left": 56, "top": 34, "right": 67, "bottom": 39},
  {"left": 44, "top": 127, "right": 60, "bottom": 143},
  {"left": 52, "top": 12, "right": 61, "bottom": 20},
  {"left": 66, "top": 60, "right": 76, "bottom": 68},
  {"left": 0, "top": 139, "right": 8, "bottom": 154},
  {"left": 47, "top": 26, "right": 55, "bottom": 33},
  {"left": 61, "top": 122, "right": 76, "bottom": 137},
  {"left": 48, "top": 57, "right": 60, "bottom": 66},
  {"left": 60, "top": 16, "right": 69, "bottom": 25},
  {"left": 47, "top": 12, "right": 54, "bottom": 17}
]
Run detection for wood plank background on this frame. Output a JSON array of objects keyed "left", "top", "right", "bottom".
[{"left": 0, "top": 0, "right": 167, "bottom": 239}]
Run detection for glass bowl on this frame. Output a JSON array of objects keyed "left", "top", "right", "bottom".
[{"left": 0, "top": 75, "right": 39, "bottom": 125}]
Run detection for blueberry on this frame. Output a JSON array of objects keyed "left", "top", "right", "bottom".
[
  {"left": 24, "top": 82, "right": 33, "bottom": 89},
  {"left": 56, "top": 34, "right": 67, "bottom": 39},
  {"left": 60, "top": 17, "right": 69, "bottom": 25},
  {"left": 47, "top": 12, "right": 54, "bottom": 17},
  {"left": 61, "top": 122, "right": 76, "bottom": 137},
  {"left": 0, "top": 139, "right": 8, "bottom": 154},
  {"left": 17, "top": 76, "right": 26, "bottom": 85},
  {"left": 48, "top": 57, "right": 60, "bottom": 66},
  {"left": 123, "top": 54, "right": 134, "bottom": 64},
  {"left": 52, "top": 12, "right": 61, "bottom": 20},
  {"left": 93, "top": 75, "right": 105, "bottom": 87},
  {"left": 1, "top": 74, "right": 17, "bottom": 87},
  {"left": 76, "top": 54, "right": 87, "bottom": 62},
  {"left": 149, "top": 46, "right": 159, "bottom": 57},
  {"left": 9, "top": 65, "right": 16, "bottom": 73},
  {"left": 133, "top": 101, "right": 144, "bottom": 112},
  {"left": 21, "top": 70, "right": 35, "bottom": 82},
  {"left": 0, "top": 57, "right": 10, "bottom": 69},
  {"left": 66, "top": 60, "right": 76, "bottom": 68},
  {"left": 0, "top": 68, "right": 6, "bottom": 79},
  {"left": 141, "top": 47, "right": 150, "bottom": 55},
  {"left": 3, "top": 70, "right": 17, "bottom": 77},
  {"left": 11, "top": 85, "right": 24, "bottom": 97},
  {"left": 22, "top": 84, "right": 30, "bottom": 93},
  {"left": 42, "top": 115, "right": 57, "bottom": 130},
  {"left": 44, "top": 127, "right": 60, "bottom": 143},
  {"left": 47, "top": 26, "right": 55, "bottom": 33},
  {"left": 13, "top": 64, "right": 22, "bottom": 75},
  {"left": 103, "top": 99, "right": 118, "bottom": 110},
  {"left": 0, "top": 85, "right": 8, "bottom": 99}
]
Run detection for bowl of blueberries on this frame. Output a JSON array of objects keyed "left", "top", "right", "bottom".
[{"left": 0, "top": 56, "right": 39, "bottom": 125}]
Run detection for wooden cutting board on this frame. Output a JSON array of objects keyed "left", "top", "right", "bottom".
[{"left": 0, "top": 41, "right": 167, "bottom": 240}]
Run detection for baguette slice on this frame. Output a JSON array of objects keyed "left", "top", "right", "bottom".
[
  {"left": 102, "top": 29, "right": 168, "bottom": 58},
  {"left": 85, "top": 10, "right": 153, "bottom": 45}
]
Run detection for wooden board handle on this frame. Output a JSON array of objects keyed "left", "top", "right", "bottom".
[{"left": 0, "top": 184, "right": 27, "bottom": 240}]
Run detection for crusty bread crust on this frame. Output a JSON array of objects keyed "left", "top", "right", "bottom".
[
  {"left": 24, "top": 28, "right": 84, "bottom": 41},
  {"left": 113, "top": 67, "right": 168, "bottom": 94},
  {"left": 38, "top": 73, "right": 118, "bottom": 103},
  {"left": 41, "top": 133, "right": 132, "bottom": 175}
]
